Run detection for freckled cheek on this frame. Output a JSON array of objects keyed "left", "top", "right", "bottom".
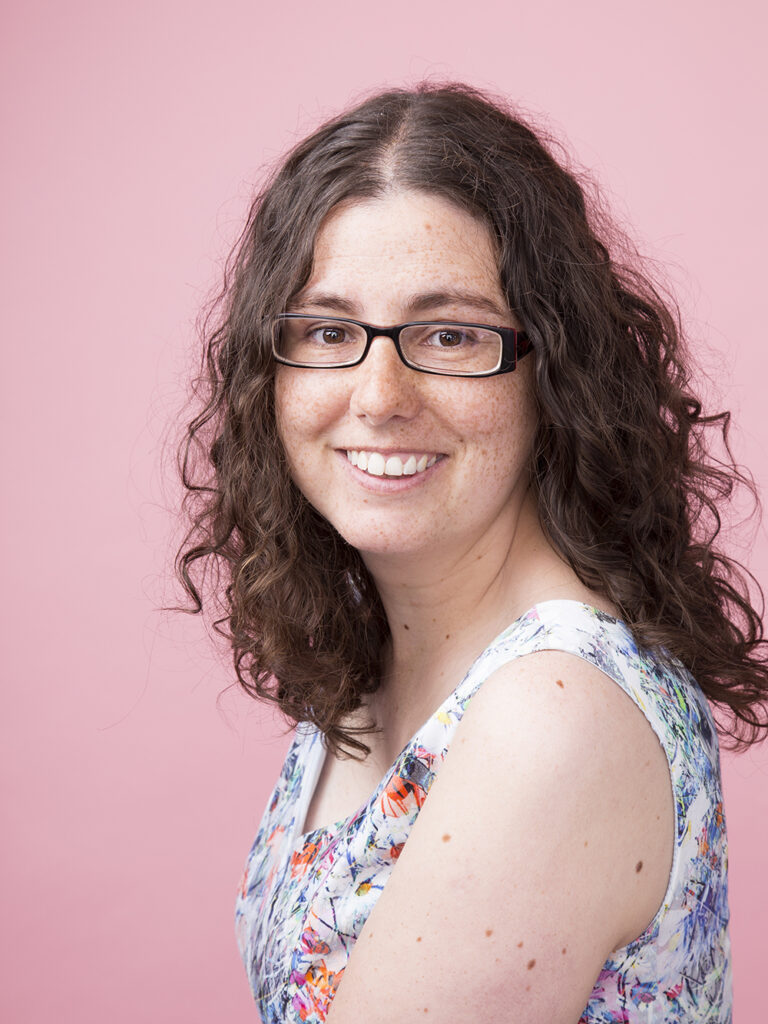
[
  {"left": 275, "top": 373, "right": 348, "bottom": 454},
  {"left": 450, "top": 385, "right": 536, "bottom": 458}
]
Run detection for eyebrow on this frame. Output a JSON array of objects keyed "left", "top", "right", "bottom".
[{"left": 289, "top": 289, "right": 511, "bottom": 323}]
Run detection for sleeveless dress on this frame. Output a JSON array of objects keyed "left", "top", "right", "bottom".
[{"left": 235, "top": 600, "right": 732, "bottom": 1022}]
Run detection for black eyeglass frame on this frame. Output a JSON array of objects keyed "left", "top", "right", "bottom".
[{"left": 271, "top": 313, "right": 533, "bottom": 378}]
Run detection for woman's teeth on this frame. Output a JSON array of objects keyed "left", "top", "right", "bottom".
[{"left": 346, "top": 451, "right": 438, "bottom": 477}]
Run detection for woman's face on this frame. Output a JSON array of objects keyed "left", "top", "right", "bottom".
[{"left": 274, "top": 190, "right": 538, "bottom": 563}]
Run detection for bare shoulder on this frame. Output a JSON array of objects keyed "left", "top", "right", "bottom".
[
  {"left": 452, "top": 649, "right": 675, "bottom": 946},
  {"left": 327, "top": 648, "right": 675, "bottom": 1024},
  {"left": 464, "top": 646, "right": 673, "bottom": 799}
]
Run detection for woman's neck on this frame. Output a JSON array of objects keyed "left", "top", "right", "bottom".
[{"left": 359, "top": 490, "right": 602, "bottom": 754}]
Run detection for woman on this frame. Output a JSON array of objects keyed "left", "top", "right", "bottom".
[{"left": 176, "top": 83, "right": 767, "bottom": 1022}]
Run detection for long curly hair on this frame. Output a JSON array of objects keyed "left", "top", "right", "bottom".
[{"left": 175, "top": 82, "right": 768, "bottom": 760}]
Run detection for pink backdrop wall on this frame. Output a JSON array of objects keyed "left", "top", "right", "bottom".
[{"left": 2, "top": 1, "right": 766, "bottom": 1019}]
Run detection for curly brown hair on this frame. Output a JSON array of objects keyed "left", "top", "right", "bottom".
[{"left": 175, "top": 82, "right": 768, "bottom": 760}]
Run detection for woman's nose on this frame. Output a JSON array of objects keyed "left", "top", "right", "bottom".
[{"left": 348, "top": 335, "right": 422, "bottom": 425}]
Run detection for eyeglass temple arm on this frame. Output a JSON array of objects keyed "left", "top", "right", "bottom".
[{"left": 499, "top": 330, "right": 533, "bottom": 373}]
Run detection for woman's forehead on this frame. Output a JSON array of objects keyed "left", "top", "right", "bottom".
[{"left": 300, "top": 192, "right": 506, "bottom": 312}]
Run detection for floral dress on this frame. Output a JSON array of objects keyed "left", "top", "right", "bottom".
[{"left": 235, "top": 600, "right": 732, "bottom": 1022}]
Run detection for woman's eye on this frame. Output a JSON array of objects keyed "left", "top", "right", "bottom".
[
  {"left": 309, "top": 325, "right": 348, "bottom": 345},
  {"left": 427, "top": 328, "right": 475, "bottom": 348},
  {"left": 436, "top": 330, "right": 462, "bottom": 347}
]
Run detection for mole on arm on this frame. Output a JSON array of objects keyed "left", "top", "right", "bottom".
[
  {"left": 416, "top": 936, "right": 422, "bottom": 942},
  {"left": 636, "top": 860, "right": 644, "bottom": 872},
  {"left": 555, "top": 678, "right": 565, "bottom": 688},
  {"left": 527, "top": 958, "right": 536, "bottom": 970},
  {"left": 403, "top": 624, "right": 410, "bottom": 630},
  {"left": 485, "top": 928, "right": 493, "bottom": 937},
  {"left": 562, "top": 947, "right": 567, "bottom": 955},
  {"left": 442, "top": 833, "right": 451, "bottom": 842},
  {"left": 517, "top": 940, "right": 523, "bottom": 948}
]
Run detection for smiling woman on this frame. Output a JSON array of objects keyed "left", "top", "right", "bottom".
[
  {"left": 174, "top": 83, "right": 768, "bottom": 1022},
  {"left": 274, "top": 192, "right": 538, "bottom": 559}
]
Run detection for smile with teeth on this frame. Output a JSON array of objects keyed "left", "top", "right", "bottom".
[{"left": 346, "top": 450, "right": 439, "bottom": 477}]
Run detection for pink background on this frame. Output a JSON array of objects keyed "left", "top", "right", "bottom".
[{"left": 2, "top": 1, "right": 766, "bottom": 1019}]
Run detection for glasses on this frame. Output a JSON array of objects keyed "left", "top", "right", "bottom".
[{"left": 271, "top": 314, "right": 532, "bottom": 378}]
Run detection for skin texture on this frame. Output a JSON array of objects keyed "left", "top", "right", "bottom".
[{"left": 274, "top": 191, "right": 675, "bottom": 1021}]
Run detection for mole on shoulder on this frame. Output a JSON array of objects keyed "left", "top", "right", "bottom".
[
  {"left": 442, "top": 833, "right": 451, "bottom": 842},
  {"left": 485, "top": 928, "right": 493, "bottom": 937},
  {"left": 527, "top": 958, "right": 536, "bottom": 970},
  {"left": 416, "top": 936, "right": 422, "bottom": 942},
  {"left": 636, "top": 860, "right": 643, "bottom": 872},
  {"left": 403, "top": 623, "right": 410, "bottom": 630},
  {"left": 555, "top": 678, "right": 565, "bottom": 688},
  {"left": 562, "top": 947, "right": 567, "bottom": 955},
  {"left": 445, "top": 634, "right": 451, "bottom": 640},
  {"left": 517, "top": 940, "right": 523, "bottom": 948}
]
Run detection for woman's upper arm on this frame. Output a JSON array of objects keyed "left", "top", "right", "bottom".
[{"left": 326, "top": 649, "right": 675, "bottom": 1024}]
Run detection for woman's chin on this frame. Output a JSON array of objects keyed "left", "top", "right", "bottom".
[{"left": 338, "top": 525, "right": 443, "bottom": 561}]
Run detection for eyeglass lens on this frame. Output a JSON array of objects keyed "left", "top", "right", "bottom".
[{"left": 273, "top": 318, "right": 503, "bottom": 374}]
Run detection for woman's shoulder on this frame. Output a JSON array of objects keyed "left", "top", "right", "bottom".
[
  {"left": 463, "top": 633, "right": 677, "bottom": 929},
  {"left": 461, "top": 598, "right": 729, "bottom": 957},
  {"left": 466, "top": 598, "right": 720, "bottom": 765},
  {"left": 448, "top": 630, "right": 684, "bottom": 952},
  {"left": 453, "top": 602, "right": 730, "bottom": 1007},
  {"left": 462, "top": 599, "right": 724, "bottom": 874}
]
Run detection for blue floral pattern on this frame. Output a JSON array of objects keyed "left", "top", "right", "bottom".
[{"left": 235, "top": 600, "right": 731, "bottom": 1022}]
